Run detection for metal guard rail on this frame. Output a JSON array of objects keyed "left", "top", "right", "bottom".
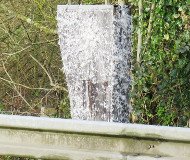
[{"left": 0, "top": 114, "right": 189, "bottom": 160}]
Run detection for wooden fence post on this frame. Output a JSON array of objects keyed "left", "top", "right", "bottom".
[{"left": 57, "top": 5, "right": 132, "bottom": 123}]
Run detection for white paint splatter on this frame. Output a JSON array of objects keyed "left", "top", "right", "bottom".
[{"left": 57, "top": 5, "right": 132, "bottom": 123}]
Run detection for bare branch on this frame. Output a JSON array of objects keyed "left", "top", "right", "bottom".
[
  {"left": 2, "top": 61, "right": 32, "bottom": 108},
  {"left": 0, "top": 4, "right": 57, "bottom": 34},
  {"left": 137, "top": 0, "right": 143, "bottom": 65},
  {"left": 30, "top": 55, "right": 68, "bottom": 92},
  {"left": 0, "top": 77, "right": 52, "bottom": 91},
  {"left": 147, "top": 1, "right": 156, "bottom": 41}
]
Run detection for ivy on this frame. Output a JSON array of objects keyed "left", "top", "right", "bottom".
[{"left": 131, "top": 0, "right": 190, "bottom": 127}]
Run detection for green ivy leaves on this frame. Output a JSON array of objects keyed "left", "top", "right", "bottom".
[{"left": 131, "top": 0, "right": 190, "bottom": 127}]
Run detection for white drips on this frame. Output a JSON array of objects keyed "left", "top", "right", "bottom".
[{"left": 57, "top": 5, "right": 132, "bottom": 123}]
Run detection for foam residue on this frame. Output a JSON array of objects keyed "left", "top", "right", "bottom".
[{"left": 57, "top": 5, "right": 132, "bottom": 123}]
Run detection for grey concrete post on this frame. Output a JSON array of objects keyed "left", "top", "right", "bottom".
[{"left": 57, "top": 5, "right": 132, "bottom": 123}]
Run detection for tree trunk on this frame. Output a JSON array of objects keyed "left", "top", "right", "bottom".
[{"left": 137, "top": 0, "right": 143, "bottom": 66}]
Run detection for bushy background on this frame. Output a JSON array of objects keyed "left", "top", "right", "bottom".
[
  {"left": 131, "top": 0, "right": 189, "bottom": 127},
  {"left": 0, "top": 0, "right": 189, "bottom": 128}
]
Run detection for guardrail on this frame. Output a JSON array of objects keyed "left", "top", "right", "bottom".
[{"left": 0, "top": 114, "right": 189, "bottom": 160}]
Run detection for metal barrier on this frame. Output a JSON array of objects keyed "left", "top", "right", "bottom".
[{"left": 0, "top": 114, "right": 189, "bottom": 160}]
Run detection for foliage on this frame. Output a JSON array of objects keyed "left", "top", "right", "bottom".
[
  {"left": 0, "top": 156, "right": 37, "bottom": 160},
  {"left": 0, "top": 0, "right": 70, "bottom": 117},
  {"left": 131, "top": 0, "right": 190, "bottom": 127}
]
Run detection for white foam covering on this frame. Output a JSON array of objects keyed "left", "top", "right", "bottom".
[{"left": 57, "top": 5, "right": 132, "bottom": 123}]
